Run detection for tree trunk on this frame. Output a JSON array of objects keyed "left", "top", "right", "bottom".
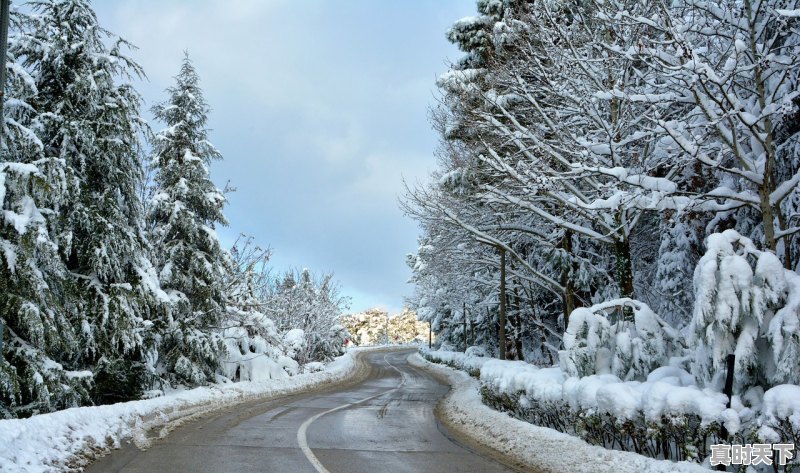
[
  {"left": 615, "top": 235, "right": 635, "bottom": 299},
  {"left": 463, "top": 302, "right": 468, "bottom": 352},
  {"left": 744, "top": 0, "right": 781, "bottom": 265},
  {"left": 512, "top": 286, "right": 524, "bottom": 361},
  {"left": 469, "top": 319, "right": 474, "bottom": 347},
  {"left": 561, "top": 230, "right": 576, "bottom": 331},
  {"left": 499, "top": 247, "right": 507, "bottom": 360}
]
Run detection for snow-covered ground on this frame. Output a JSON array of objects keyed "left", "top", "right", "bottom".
[
  {"left": 409, "top": 353, "right": 709, "bottom": 473},
  {"left": 0, "top": 348, "right": 374, "bottom": 472}
]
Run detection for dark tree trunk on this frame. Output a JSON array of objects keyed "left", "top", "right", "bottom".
[{"left": 498, "top": 247, "right": 507, "bottom": 360}]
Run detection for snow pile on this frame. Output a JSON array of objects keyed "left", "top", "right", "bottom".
[
  {"left": 0, "top": 348, "right": 372, "bottom": 472},
  {"left": 409, "top": 353, "right": 707, "bottom": 473},
  {"left": 480, "top": 359, "right": 565, "bottom": 404}
]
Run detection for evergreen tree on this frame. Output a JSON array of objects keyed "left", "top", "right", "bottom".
[
  {"left": 148, "top": 53, "right": 229, "bottom": 386},
  {"left": 0, "top": 10, "right": 90, "bottom": 417},
  {"left": 12, "top": 0, "right": 162, "bottom": 404}
]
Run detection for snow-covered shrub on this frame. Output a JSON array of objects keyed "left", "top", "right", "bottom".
[
  {"left": 559, "top": 299, "right": 681, "bottom": 381},
  {"left": 266, "top": 269, "right": 349, "bottom": 364},
  {"left": 465, "top": 346, "right": 487, "bottom": 357},
  {"left": 474, "top": 357, "right": 737, "bottom": 463},
  {"left": 419, "top": 348, "right": 490, "bottom": 377},
  {"left": 220, "top": 307, "right": 288, "bottom": 382},
  {"left": 283, "top": 329, "right": 306, "bottom": 361},
  {"left": 690, "top": 230, "right": 800, "bottom": 391},
  {"left": 306, "top": 324, "right": 350, "bottom": 362},
  {"left": 420, "top": 350, "right": 798, "bottom": 467},
  {"left": 757, "top": 385, "right": 800, "bottom": 450}
]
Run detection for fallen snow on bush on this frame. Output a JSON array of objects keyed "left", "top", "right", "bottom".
[
  {"left": 421, "top": 347, "right": 491, "bottom": 375},
  {"left": 409, "top": 353, "right": 708, "bottom": 473},
  {"left": 0, "top": 348, "right": 371, "bottom": 472}
]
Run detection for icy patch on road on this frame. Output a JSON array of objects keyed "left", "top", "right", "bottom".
[
  {"left": 409, "top": 353, "right": 708, "bottom": 473},
  {"left": 0, "top": 348, "right": 374, "bottom": 472}
]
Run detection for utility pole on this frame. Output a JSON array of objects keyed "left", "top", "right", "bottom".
[{"left": 0, "top": 0, "right": 10, "bottom": 149}]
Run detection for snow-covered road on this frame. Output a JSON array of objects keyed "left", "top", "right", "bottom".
[{"left": 87, "top": 349, "right": 519, "bottom": 473}]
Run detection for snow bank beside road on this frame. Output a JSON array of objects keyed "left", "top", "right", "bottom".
[
  {"left": 409, "top": 353, "right": 708, "bottom": 473},
  {"left": 0, "top": 348, "right": 373, "bottom": 472}
]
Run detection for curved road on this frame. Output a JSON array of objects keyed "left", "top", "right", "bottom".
[{"left": 88, "top": 349, "right": 516, "bottom": 473}]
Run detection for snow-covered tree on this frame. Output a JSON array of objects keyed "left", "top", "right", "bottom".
[
  {"left": 265, "top": 268, "right": 349, "bottom": 364},
  {"left": 219, "top": 234, "right": 300, "bottom": 382},
  {"left": 0, "top": 13, "right": 90, "bottom": 416},
  {"left": 612, "top": 0, "right": 800, "bottom": 268},
  {"left": 148, "top": 53, "right": 229, "bottom": 386},
  {"left": 12, "top": 0, "right": 162, "bottom": 404},
  {"left": 690, "top": 230, "right": 800, "bottom": 391},
  {"left": 653, "top": 218, "right": 702, "bottom": 327}
]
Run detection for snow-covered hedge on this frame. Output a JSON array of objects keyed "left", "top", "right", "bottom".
[
  {"left": 420, "top": 349, "right": 800, "bottom": 468},
  {"left": 420, "top": 347, "right": 490, "bottom": 377}
]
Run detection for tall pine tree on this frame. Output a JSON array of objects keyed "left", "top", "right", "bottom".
[
  {"left": 148, "top": 53, "right": 229, "bottom": 386},
  {"left": 0, "top": 9, "right": 90, "bottom": 417},
  {"left": 12, "top": 0, "right": 163, "bottom": 404}
]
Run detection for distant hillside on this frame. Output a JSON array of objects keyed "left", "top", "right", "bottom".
[{"left": 341, "top": 308, "right": 432, "bottom": 345}]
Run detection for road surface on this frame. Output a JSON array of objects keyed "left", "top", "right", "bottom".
[{"left": 87, "top": 349, "right": 518, "bottom": 473}]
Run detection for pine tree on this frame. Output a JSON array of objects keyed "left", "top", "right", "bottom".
[
  {"left": 148, "top": 53, "right": 229, "bottom": 386},
  {"left": 12, "top": 0, "right": 162, "bottom": 404},
  {"left": 0, "top": 10, "right": 90, "bottom": 417}
]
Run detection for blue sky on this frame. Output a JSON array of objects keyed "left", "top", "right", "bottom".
[{"left": 92, "top": 0, "right": 473, "bottom": 314}]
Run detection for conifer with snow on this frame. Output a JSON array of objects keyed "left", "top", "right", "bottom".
[
  {"left": 148, "top": 53, "right": 229, "bottom": 386},
  {"left": 0, "top": 11, "right": 90, "bottom": 417},
  {"left": 11, "top": 0, "right": 162, "bottom": 404}
]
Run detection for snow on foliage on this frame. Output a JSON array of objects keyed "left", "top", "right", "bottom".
[
  {"left": 264, "top": 268, "right": 350, "bottom": 365},
  {"left": 147, "top": 53, "right": 230, "bottom": 387},
  {"left": 423, "top": 348, "right": 799, "bottom": 467},
  {"left": 411, "top": 354, "right": 709, "bottom": 473},
  {"left": 560, "top": 299, "right": 681, "bottom": 381},
  {"left": 690, "top": 230, "right": 800, "bottom": 391}
]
